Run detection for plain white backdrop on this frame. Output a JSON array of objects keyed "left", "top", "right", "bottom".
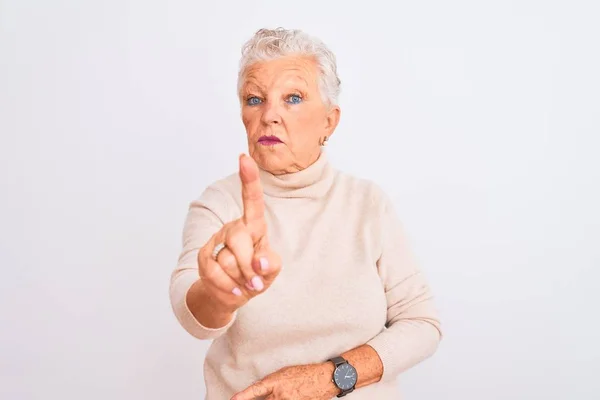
[{"left": 1, "top": 1, "right": 599, "bottom": 399}]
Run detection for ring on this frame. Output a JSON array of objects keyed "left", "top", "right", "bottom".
[{"left": 211, "top": 242, "right": 226, "bottom": 261}]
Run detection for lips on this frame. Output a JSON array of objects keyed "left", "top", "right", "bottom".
[{"left": 258, "top": 135, "right": 283, "bottom": 145}]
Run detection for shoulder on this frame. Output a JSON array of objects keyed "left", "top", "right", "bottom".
[
  {"left": 332, "top": 169, "right": 396, "bottom": 255},
  {"left": 333, "top": 169, "right": 392, "bottom": 212},
  {"left": 189, "top": 172, "right": 242, "bottom": 224}
]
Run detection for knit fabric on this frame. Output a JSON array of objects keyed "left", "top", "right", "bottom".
[{"left": 170, "top": 150, "right": 441, "bottom": 399}]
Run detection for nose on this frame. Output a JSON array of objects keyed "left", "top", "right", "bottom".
[{"left": 260, "top": 100, "right": 282, "bottom": 125}]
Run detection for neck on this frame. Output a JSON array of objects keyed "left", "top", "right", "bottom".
[{"left": 258, "top": 149, "right": 334, "bottom": 199}]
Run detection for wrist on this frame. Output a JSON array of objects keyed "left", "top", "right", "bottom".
[
  {"left": 318, "top": 362, "right": 340, "bottom": 397},
  {"left": 206, "top": 282, "right": 239, "bottom": 315},
  {"left": 187, "top": 279, "right": 236, "bottom": 327}
]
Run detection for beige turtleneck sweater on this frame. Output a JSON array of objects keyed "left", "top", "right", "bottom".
[{"left": 169, "top": 150, "right": 441, "bottom": 399}]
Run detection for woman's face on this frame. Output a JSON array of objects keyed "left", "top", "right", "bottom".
[{"left": 240, "top": 55, "right": 340, "bottom": 174}]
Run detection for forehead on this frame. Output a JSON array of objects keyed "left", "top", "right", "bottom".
[{"left": 242, "top": 55, "right": 319, "bottom": 90}]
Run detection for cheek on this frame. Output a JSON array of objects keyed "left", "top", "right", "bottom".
[
  {"left": 241, "top": 110, "right": 259, "bottom": 129},
  {"left": 292, "top": 108, "right": 324, "bottom": 138},
  {"left": 298, "top": 112, "right": 319, "bottom": 127}
]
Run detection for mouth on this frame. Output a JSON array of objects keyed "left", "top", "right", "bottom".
[{"left": 258, "top": 135, "right": 283, "bottom": 146}]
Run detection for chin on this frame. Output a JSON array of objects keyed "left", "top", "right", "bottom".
[{"left": 252, "top": 147, "right": 288, "bottom": 174}]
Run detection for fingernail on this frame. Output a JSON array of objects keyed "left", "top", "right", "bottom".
[
  {"left": 259, "top": 257, "right": 269, "bottom": 272},
  {"left": 232, "top": 287, "right": 242, "bottom": 296},
  {"left": 245, "top": 282, "right": 255, "bottom": 291},
  {"left": 251, "top": 276, "right": 264, "bottom": 291}
]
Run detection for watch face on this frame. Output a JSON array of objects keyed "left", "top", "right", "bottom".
[{"left": 333, "top": 363, "right": 357, "bottom": 390}]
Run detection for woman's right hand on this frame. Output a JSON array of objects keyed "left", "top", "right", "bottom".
[{"left": 196, "top": 154, "right": 282, "bottom": 314}]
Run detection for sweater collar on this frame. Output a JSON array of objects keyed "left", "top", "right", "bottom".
[{"left": 258, "top": 150, "right": 334, "bottom": 199}]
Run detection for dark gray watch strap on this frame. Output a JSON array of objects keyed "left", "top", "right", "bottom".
[{"left": 329, "top": 356, "right": 347, "bottom": 367}]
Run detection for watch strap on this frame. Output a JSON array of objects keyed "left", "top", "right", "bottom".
[
  {"left": 337, "top": 387, "right": 354, "bottom": 398},
  {"left": 328, "top": 356, "right": 347, "bottom": 367}
]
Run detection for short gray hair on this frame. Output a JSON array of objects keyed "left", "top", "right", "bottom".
[{"left": 237, "top": 27, "right": 341, "bottom": 107}]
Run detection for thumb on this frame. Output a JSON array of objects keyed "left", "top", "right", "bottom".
[{"left": 251, "top": 236, "right": 281, "bottom": 279}]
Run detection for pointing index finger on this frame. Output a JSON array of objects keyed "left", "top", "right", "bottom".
[{"left": 239, "top": 154, "right": 266, "bottom": 236}]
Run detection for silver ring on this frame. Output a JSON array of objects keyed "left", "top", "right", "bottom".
[{"left": 211, "top": 242, "right": 226, "bottom": 261}]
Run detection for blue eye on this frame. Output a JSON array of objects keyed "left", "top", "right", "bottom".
[
  {"left": 286, "top": 94, "right": 302, "bottom": 104},
  {"left": 246, "top": 96, "right": 262, "bottom": 106}
]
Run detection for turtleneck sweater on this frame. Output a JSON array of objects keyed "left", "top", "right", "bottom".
[{"left": 169, "top": 150, "right": 442, "bottom": 399}]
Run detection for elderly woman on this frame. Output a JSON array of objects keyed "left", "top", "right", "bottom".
[{"left": 169, "top": 28, "right": 442, "bottom": 400}]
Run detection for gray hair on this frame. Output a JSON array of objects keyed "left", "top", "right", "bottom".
[{"left": 237, "top": 28, "right": 341, "bottom": 107}]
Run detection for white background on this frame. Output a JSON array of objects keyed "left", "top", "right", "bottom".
[{"left": 1, "top": 1, "right": 599, "bottom": 399}]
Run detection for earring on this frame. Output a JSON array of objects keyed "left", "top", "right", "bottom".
[{"left": 320, "top": 136, "right": 329, "bottom": 147}]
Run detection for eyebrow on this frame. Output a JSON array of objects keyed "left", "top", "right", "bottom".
[{"left": 241, "top": 80, "right": 264, "bottom": 94}]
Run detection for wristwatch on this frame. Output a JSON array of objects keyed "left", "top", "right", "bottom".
[{"left": 328, "top": 356, "right": 358, "bottom": 397}]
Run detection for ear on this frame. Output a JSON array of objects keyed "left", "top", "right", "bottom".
[{"left": 324, "top": 105, "right": 341, "bottom": 137}]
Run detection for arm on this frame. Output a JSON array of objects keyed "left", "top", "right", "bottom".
[
  {"left": 171, "top": 156, "right": 282, "bottom": 340},
  {"left": 169, "top": 186, "right": 237, "bottom": 340},
  {"left": 232, "top": 345, "right": 383, "bottom": 400},
  {"left": 364, "top": 192, "right": 442, "bottom": 382}
]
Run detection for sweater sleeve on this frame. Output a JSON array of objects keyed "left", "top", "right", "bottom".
[
  {"left": 366, "top": 192, "right": 442, "bottom": 382},
  {"left": 169, "top": 185, "right": 238, "bottom": 340}
]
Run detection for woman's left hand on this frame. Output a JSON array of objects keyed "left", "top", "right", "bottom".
[{"left": 230, "top": 363, "right": 339, "bottom": 400}]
